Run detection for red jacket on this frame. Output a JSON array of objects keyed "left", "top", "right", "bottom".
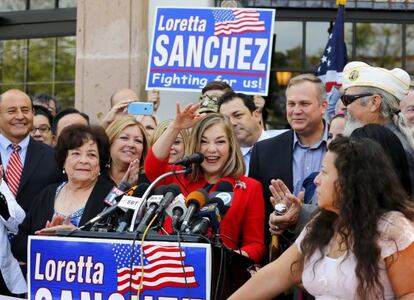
[{"left": 145, "top": 148, "right": 266, "bottom": 263}]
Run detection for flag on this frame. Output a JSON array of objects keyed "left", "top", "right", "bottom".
[
  {"left": 316, "top": 5, "right": 347, "bottom": 94},
  {"left": 112, "top": 243, "right": 198, "bottom": 294},
  {"left": 213, "top": 9, "right": 265, "bottom": 36}
]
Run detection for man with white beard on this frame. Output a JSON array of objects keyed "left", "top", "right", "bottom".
[{"left": 341, "top": 61, "right": 414, "bottom": 196}]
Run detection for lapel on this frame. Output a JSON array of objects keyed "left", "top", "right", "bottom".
[
  {"left": 278, "top": 130, "right": 294, "bottom": 191},
  {"left": 18, "top": 138, "right": 43, "bottom": 194}
]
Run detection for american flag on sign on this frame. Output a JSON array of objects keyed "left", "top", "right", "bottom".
[
  {"left": 112, "top": 243, "right": 198, "bottom": 294},
  {"left": 212, "top": 9, "right": 265, "bottom": 36},
  {"left": 316, "top": 5, "right": 347, "bottom": 94}
]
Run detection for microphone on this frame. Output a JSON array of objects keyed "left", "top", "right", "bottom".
[
  {"left": 115, "top": 183, "right": 149, "bottom": 232},
  {"left": 135, "top": 185, "right": 170, "bottom": 233},
  {"left": 190, "top": 218, "right": 210, "bottom": 235},
  {"left": 210, "top": 180, "right": 234, "bottom": 212},
  {"left": 103, "top": 181, "right": 132, "bottom": 206},
  {"left": 193, "top": 197, "right": 225, "bottom": 234},
  {"left": 172, "top": 152, "right": 204, "bottom": 166},
  {"left": 80, "top": 182, "right": 136, "bottom": 230},
  {"left": 165, "top": 194, "right": 187, "bottom": 232},
  {"left": 155, "top": 184, "right": 181, "bottom": 215},
  {"left": 180, "top": 189, "right": 208, "bottom": 232}
]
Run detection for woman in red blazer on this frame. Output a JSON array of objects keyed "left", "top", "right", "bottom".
[{"left": 145, "top": 103, "right": 265, "bottom": 264}]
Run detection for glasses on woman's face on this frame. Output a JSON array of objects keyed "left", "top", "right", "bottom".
[
  {"left": 31, "top": 125, "right": 51, "bottom": 133},
  {"left": 340, "top": 93, "right": 373, "bottom": 106}
]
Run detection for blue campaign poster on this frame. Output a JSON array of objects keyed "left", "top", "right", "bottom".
[
  {"left": 28, "top": 236, "right": 211, "bottom": 300},
  {"left": 146, "top": 7, "right": 275, "bottom": 95}
]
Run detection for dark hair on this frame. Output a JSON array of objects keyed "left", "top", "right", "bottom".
[
  {"left": 55, "top": 124, "right": 109, "bottom": 171},
  {"left": 52, "top": 108, "right": 90, "bottom": 135},
  {"left": 351, "top": 124, "right": 412, "bottom": 196},
  {"left": 33, "top": 93, "right": 60, "bottom": 113},
  {"left": 299, "top": 137, "right": 414, "bottom": 299},
  {"left": 201, "top": 81, "right": 233, "bottom": 95},
  {"left": 33, "top": 105, "right": 53, "bottom": 127},
  {"left": 218, "top": 91, "right": 256, "bottom": 113}
]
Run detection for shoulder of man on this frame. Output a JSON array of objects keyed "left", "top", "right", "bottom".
[{"left": 254, "top": 129, "right": 294, "bottom": 150}]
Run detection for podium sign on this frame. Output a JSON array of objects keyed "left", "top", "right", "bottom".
[{"left": 28, "top": 236, "right": 211, "bottom": 300}]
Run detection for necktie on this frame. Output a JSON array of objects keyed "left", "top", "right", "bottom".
[{"left": 6, "top": 144, "right": 23, "bottom": 197}]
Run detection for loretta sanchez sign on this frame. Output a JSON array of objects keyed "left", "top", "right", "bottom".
[
  {"left": 28, "top": 236, "right": 211, "bottom": 300},
  {"left": 146, "top": 7, "right": 275, "bottom": 95}
]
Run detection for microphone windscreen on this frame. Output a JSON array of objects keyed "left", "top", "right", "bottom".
[
  {"left": 153, "top": 185, "right": 167, "bottom": 196},
  {"left": 130, "top": 183, "right": 150, "bottom": 198},
  {"left": 207, "top": 197, "right": 225, "bottom": 214},
  {"left": 216, "top": 180, "right": 233, "bottom": 192},
  {"left": 185, "top": 189, "right": 208, "bottom": 208},
  {"left": 164, "top": 183, "right": 181, "bottom": 197},
  {"left": 191, "top": 152, "right": 204, "bottom": 164}
]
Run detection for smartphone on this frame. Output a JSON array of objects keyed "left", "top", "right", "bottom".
[{"left": 127, "top": 102, "right": 153, "bottom": 115}]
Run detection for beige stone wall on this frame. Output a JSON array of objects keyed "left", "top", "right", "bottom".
[
  {"left": 75, "top": 0, "right": 149, "bottom": 122},
  {"left": 75, "top": 0, "right": 214, "bottom": 123}
]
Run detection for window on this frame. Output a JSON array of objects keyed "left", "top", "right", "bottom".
[
  {"left": 274, "top": 21, "right": 302, "bottom": 70},
  {"left": 0, "top": 0, "right": 76, "bottom": 11},
  {"left": 0, "top": 36, "right": 76, "bottom": 108},
  {"left": 355, "top": 23, "right": 402, "bottom": 68}
]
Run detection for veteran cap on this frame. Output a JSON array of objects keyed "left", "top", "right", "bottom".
[
  {"left": 342, "top": 61, "right": 410, "bottom": 102},
  {"left": 197, "top": 94, "right": 220, "bottom": 114}
]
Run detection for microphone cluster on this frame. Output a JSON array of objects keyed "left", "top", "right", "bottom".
[{"left": 85, "top": 178, "right": 234, "bottom": 242}]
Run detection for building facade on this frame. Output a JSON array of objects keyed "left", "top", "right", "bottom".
[{"left": 1, "top": 0, "right": 414, "bottom": 125}]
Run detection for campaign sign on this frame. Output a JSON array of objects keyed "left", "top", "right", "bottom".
[
  {"left": 146, "top": 7, "right": 275, "bottom": 95},
  {"left": 28, "top": 236, "right": 211, "bottom": 300}
]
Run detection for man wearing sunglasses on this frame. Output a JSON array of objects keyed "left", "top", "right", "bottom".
[{"left": 342, "top": 61, "right": 414, "bottom": 197}]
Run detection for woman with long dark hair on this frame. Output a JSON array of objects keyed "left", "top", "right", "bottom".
[{"left": 229, "top": 136, "right": 414, "bottom": 299}]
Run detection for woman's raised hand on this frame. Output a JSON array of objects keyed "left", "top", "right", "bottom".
[{"left": 173, "top": 102, "right": 205, "bottom": 130}]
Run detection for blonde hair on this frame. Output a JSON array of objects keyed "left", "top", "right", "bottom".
[
  {"left": 151, "top": 119, "right": 190, "bottom": 150},
  {"left": 105, "top": 115, "right": 149, "bottom": 173},
  {"left": 188, "top": 113, "right": 245, "bottom": 182}
]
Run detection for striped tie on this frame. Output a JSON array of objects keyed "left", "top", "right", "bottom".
[{"left": 6, "top": 144, "right": 23, "bottom": 197}]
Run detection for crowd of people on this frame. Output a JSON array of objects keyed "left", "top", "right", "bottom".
[{"left": 0, "top": 60, "right": 412, "bottom": 299}]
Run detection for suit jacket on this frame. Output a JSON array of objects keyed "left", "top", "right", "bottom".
[
  {"left": 1, "top": 137, "right": 63, "bottom": 213},
  {"left": 11, "top": 175, "right": 113, "bottom": 263},
  {"left": 249, "top": 130, "right": 294, "bottom": 221}
]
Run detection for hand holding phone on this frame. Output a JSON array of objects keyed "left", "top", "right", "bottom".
[{"left": 127, "top": 102, "right": 154, "bottom": 115}]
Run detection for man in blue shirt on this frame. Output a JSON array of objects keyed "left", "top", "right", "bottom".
[{"left": 249, "top": 74, "right": 328, "bottom": 264}]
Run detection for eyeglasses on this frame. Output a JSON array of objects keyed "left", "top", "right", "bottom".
[
  {"left": 32, "top": 125, "right": 50, "bottom": 133},
  {"left": 340, "top": 93, "right": 373, "bottom": 106}
]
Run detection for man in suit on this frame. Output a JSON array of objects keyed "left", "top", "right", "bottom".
[
  {"left": 249, "top": 74, "right": 328, "bottom": 262},
  {"left": 0, "top": 89, "right": 62, "bottom": 213},
  {"left": 218, "top": 91, "right": 271, "bottom": 175}
]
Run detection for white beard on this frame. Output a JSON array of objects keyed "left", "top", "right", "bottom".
[{"left": 342, "top": 114, "right": 365, "bottom": 136}]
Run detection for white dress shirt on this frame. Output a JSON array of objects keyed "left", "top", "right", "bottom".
[
  {"left": 0, "top": 180, "right": 27, "bottom": 294},
  {"left": 241, "top": 130, "right": 271, "bottom": 176}
]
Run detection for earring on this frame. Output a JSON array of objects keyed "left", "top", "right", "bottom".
[{"left": 62, "top": 169, "right": 66, "bottom": 174}]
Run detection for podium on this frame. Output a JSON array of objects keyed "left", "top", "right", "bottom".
[{"left": 28, "top": 231, "right": 254, "bottom": 300}]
